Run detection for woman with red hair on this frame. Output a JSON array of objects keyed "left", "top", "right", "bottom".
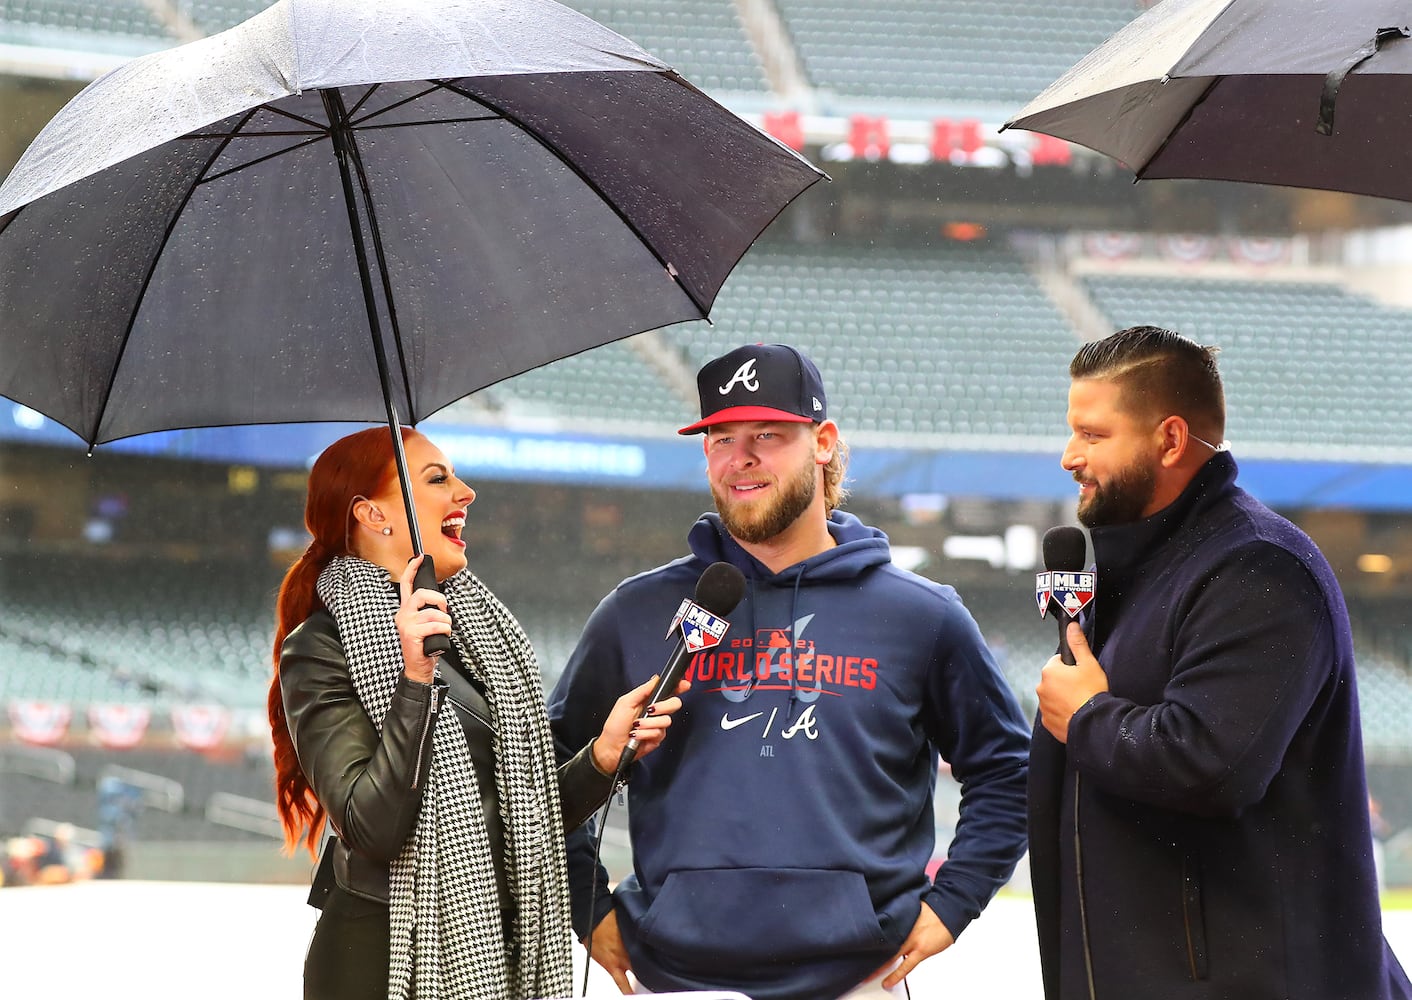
[{"left": 270, "top": 427, "right": 681, "bottom": 1000}]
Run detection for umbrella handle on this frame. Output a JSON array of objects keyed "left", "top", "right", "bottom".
[{"left": 413, "top": 554, "right": 453, "bottom": 658}]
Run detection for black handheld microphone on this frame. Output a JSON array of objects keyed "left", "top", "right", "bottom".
[
  {"left": 619, "top": 561, "right": 747, "bottom": 767},
  {"left": 1041, "top": 526, "right": 1089, "bottom": 665}
]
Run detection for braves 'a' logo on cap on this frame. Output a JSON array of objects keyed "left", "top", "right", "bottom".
[{"left": 719, "top": 359, "right": 760, "bottom": 394}]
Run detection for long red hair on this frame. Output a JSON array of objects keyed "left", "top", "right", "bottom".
[{"left": 269, "top": 426, "right": 415, "bottom": 856}]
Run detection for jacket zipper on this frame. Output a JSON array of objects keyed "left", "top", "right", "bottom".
[
  {"left": 1182, "top": 873, "right": 1199, "bottom": 981},
  {"left": 412, "top": 683, "right": 443, "bottom": 790},
  {"left": 445, "top": 694, "right": 495, "bottom": 735},
  {"left": 1074, "top": 771, "right": 1097, "bottom": 1000},
  {"left": 1181, "top": 855, "right": 1208, "bottom": 981},
  {"left": 1075, "top": 600, "right": 1099, "bottom": 1000}
]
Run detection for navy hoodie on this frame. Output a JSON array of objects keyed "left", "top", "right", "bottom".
[{"left": 548, "top": 511, "right": 1029, "bottom": 1000}]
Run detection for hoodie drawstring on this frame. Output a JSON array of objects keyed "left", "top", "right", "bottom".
[{"left": 785, "top": 566, "right": 806, "bottom": 718}]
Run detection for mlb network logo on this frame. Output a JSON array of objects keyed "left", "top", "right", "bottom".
[
  {"left": 1035, "top": 570, "right": 1096, "bottom": 620},
  {"left": 667, "top": 599, "right": 732, "bottom": 652}
]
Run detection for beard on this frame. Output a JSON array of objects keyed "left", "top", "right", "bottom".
[
  {"left": 1076, "top": 457, "right": 1157, "bottom": 528},
  {"left": 713, "top": 456, "right": 818, "bottom": 544}
]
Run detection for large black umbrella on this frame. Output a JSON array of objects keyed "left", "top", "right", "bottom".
[
  {"left": 1003, "top": 0, "right": 1412, "bottom": 203},
  {"left": 0, "top": 0, "right": 823, "bottom": 570}
]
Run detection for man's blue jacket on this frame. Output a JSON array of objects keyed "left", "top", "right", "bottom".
[{"left": 1030, "top": 452, "right": 1412, "bottom": 999}]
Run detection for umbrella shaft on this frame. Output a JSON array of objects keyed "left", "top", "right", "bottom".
[{"left": 321, "top": 88, "right": 424, "bottom": 557}]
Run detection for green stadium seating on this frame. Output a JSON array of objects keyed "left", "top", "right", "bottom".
[
  {"left": 1082, "top": 274, "right": 1412, "bottom": 450},
  {"left": 670, "top": 240, "right": 1077, "bottom": 438},
  {"left": 560, "top": 0, "right": 768, "bottom": 93},
  {"left": 771, "top": 0, "right": 1137, "bottom": 108},
  {"left": 0, "top": 0, "right": 169, "bottom": 46}
]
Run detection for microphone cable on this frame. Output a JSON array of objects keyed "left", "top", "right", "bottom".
[
  {"left": 581, "top": 755, "right": 633, "bottom": 997},
  {"left": 575, "top": 562, "right": 744, "bottom": 995}
]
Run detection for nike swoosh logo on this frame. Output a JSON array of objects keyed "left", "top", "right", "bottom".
[{"left": 720, "top": 712, "right": 764, "bottom": 731}]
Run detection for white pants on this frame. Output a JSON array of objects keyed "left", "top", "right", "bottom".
[{"left": 836, "top": 973, "right": 909, "bottom": 999}]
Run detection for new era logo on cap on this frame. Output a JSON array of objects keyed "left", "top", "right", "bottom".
[{"left": 678, "top": 344, "right": 828, "bottom": 434}]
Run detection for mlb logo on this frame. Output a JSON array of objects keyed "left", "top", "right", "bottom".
[
  {"left": 1035, "top": 572, "right": 1053, "bottom": 617},
  {"left": 679, "top": 602, "right": 731, "bottom": 652},
  {"left": 755, "top": 627, "right": 799, "bottom": 650},
  {"left": 1050, "top": 570, "right": 1096, "bottom": 619},
  {"left": 754, "top": 629, "right": 813, "bottom": 675},
  {"left": 664, "top": 597, "right": 692, "bottom": 639}
]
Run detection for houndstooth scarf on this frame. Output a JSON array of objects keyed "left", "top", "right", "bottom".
[{"left": 317, "top": 556, "right": 573, "bottom": 1000}]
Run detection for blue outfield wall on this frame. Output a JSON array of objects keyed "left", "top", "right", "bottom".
[{"left": 4, "top": 403, "right": 1412, "bottom": 512}]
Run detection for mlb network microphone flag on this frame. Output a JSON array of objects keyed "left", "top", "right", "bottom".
[
  {"left": 666, "top": 598, "right": 732, "bottom": 652},
  {"left": 1036, "top": 569, "right": 1096, "bottom": 620}
]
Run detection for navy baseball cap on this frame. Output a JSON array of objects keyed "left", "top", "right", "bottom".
[{"left": 678, "top": 344, "right": 828, "bottom": 435}]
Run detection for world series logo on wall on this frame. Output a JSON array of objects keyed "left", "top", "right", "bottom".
[{"left": 1035, "top": 570, "right": 1096, "bottom": 620}]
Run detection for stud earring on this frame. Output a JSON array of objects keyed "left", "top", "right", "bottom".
[{"left": 381, "top": 526, "right": 393, "bottom": 536}]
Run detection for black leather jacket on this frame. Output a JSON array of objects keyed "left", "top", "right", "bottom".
[{"left": 280, "top": 609, "right": 615, "bottom": 905}]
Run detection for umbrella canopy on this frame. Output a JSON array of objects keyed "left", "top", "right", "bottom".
[
  {"left": 0, "top": 0, "right": 824, "bottom": 450},
  {"left": 1003, "top": 0, "right": 1412, "bottom": 202}
]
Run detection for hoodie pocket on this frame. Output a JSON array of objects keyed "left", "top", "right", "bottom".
[
  {"left": 1181, "top": 853, "right": 1209, "bottom": 981},
  {"left": 634, "top": 867, "right": 887, "bottom": 964}
]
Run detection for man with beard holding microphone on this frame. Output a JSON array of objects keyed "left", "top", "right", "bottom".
[
  {"left": 549, "top": 343, "right": 1029, "bottom": 999},
  {"left": 1031, "top": 326, "right": 1410, "bottom": 1000}
]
